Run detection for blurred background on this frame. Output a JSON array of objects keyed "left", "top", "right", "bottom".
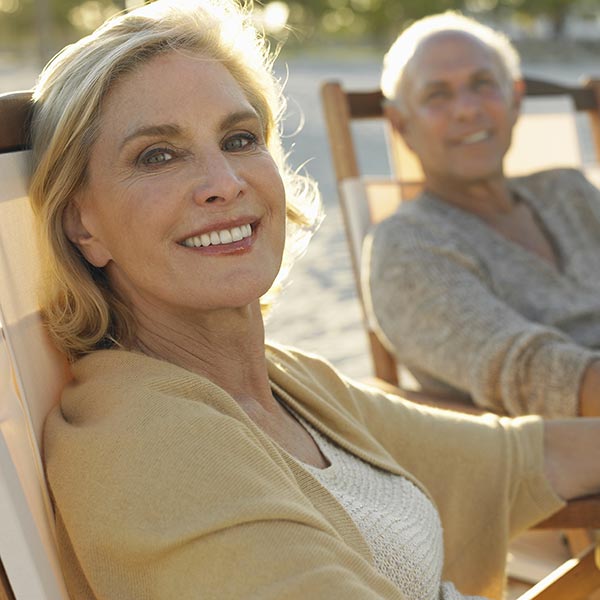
[
  {"left": 0, "top": 0, "right": 599, "bottom": 65},
  {"left": 1, "top": 0, "right": 599, "bottom": 380}
]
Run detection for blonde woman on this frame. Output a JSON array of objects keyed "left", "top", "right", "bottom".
[{"left": 30, "top": 2, "right": 600, "bottom": 599}]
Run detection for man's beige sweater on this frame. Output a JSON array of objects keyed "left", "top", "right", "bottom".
[
  {"left": 364, "top": 168, "right": 600, "bottom": 417},
  {"left": 44, "top": 344, "right": 563, "bottom": 599}
]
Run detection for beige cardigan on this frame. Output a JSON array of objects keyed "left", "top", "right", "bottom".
[{"left": 44, "top": 344, "right": 564, "bottom": 599}]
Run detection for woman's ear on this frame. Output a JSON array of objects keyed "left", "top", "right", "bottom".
[{"left": 63, "top": 200, "right": 112, "bottom": 268}]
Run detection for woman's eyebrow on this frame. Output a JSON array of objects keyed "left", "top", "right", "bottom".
[
  {"left": 219, "top": 109, "right": 261, "bottom": 131},
  {"left": 119, "top": 110, "right": 261, "bottom": 151},
  {"left": 119, "top": 123, "right": 182, "bottom": 151}
]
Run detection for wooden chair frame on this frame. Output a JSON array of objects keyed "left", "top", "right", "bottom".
[
  {"left": 321, "top": 76, "right": 600, "bottom": 389},
  {"left": 1, "top": 85, "right": 600, "bottom": 598}
]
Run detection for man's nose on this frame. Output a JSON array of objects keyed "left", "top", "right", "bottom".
[{"left": 452, "top": 88, "right": 482, "bottom": 120}]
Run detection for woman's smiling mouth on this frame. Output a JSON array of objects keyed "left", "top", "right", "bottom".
[{"left": 180, "top": 223, "right": 254, "bottom": 248}]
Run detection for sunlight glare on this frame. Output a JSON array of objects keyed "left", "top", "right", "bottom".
[
  {"left": 256, "top": 1, "right": 290, "bottom": 34},
  {"left": 0, "top": 0, "right": 19, "bottom": 14},
  {"left": 69, "top": 1, "right": 120, "bottom": 32}
]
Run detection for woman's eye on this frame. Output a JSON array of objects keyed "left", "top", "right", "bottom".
[
  {"left": 222, "top": 133, "right": 258, "bottom": 152},
  {"left": 140, "top": 148, "right": 175, "bottom": 165}
]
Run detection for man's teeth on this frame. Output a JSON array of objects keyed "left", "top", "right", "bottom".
[
  {"left": 461, "top": 131, "right": 489, "bottom": 144},
  {"left": 182, "top": 224, "right": 252, "bottom": 248}
]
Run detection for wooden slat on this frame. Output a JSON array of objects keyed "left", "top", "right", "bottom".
[
  {"left": 536, "top": 496, "right": 600, "bottom": 530},
  {"left": 321, "top": 82, "right": 399, "bottom": 386},
  {"left": 524, "top": 76, "right": 597, "bottom": 111},
  {"left": 0, "top": 91, "right": 33, "bottom": 154},
  {"left": 346, "top": 89, "right": 384, "bottom": 119},
  {"left": 0, "top": 559, "right": 16, "bottom": 600},
  {"left": 585, "top": 79, "right": 600, "bottom": 163},
  {"left": 342, "top": 77, "right": 599, "bottom": 120},
  {"left": 517, "top": 547, "right": 600, "bottom": 600}
]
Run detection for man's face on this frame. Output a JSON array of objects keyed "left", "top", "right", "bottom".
[{"left": 391, "top": 31, "right": 521, "bottom": 188}]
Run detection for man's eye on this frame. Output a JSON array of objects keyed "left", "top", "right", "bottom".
[
  {"left": 222, "top": 133, "right": 257, "bottom": 152},
  {"left": 474, "top": 78, "right": 497, "bottom": 91},
  {"left": 141, "top": 148, "right": 175, "bottom": 165},
  {"left": 425, "top": 90, "right": 449, "bottom": 102}
]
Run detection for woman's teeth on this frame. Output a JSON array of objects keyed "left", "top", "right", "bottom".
[{"left": 182, "top": 224, "right": 252, "bottom": 248}]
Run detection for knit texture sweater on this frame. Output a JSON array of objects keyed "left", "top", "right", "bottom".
[
  {"left": 364, "top": 168, "right": 600, "bottom": 417},
  {"left": 43, "top": 344, "right": 564, "bottom": 599},
  {"left": 299, "top": 417, "right": 484, "bottom": 600}
]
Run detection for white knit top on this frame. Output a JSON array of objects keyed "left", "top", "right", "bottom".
[{"left": 298, "top": 416, "right": 485, "bottom": 600}]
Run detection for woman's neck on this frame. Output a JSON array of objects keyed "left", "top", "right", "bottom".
[{"left": 132, "top": 300, "right": 274, "bottom": 407}]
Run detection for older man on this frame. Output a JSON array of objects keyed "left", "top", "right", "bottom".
[{"left": 364, "top": 12, "right": 600, "bottom": 417}]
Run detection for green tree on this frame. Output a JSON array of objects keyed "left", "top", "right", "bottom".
[{"left": 499, "top": 0, "right": 587, "bottom": 37}]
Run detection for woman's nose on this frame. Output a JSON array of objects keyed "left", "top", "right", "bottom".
[{"left": 192, "top": 153, "right": 245, "bottom": 205}]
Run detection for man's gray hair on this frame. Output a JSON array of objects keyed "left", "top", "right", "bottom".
[{"left": 381, "top": 11, "right": 521, "bottom": 105}]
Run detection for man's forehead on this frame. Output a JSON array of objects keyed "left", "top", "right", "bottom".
[{"left": 405, "top": 30, "right": 502, "bottom": 88}]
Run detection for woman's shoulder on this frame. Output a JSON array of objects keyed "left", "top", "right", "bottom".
[
  {"left": 44, "top": 348, "right": 282, "bottom": 511},
  {"left": 57, "top": 349, "right": 235, "bottom": 422},
  {"left": 44, "top": 349, "right": 249, "bottom": 476}
]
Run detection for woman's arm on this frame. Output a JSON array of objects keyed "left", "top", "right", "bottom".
[{"left": 544, "top": 417, "right": 600, "bottom": 500}]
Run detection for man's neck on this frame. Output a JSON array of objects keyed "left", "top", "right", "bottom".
[{"left": 424, "top": 173, "right": 516, "bottom": 222}]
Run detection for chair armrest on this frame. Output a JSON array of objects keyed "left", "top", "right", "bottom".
[{"left": 535, "top": 495, "right": 600, "bottom": 530}]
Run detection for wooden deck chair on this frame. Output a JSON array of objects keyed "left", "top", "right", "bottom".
[
  {"left": 0, "top": 91, "right": 71, "bottom": 599},
  {"left": 321, "top": 78, "right": 600, "bottom": 598},
  {"left": 1, "top": 90, "right": 600, "bottom": 600},
  {"left": 321, "top": 76, "right": 600, "bottom": 391}
]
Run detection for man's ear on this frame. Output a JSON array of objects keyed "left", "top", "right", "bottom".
[
  {"left": 383, "top": 101, "right": 406, "bottom": 133},
  {"left": 63, "top": 200, "right": 112, "bottom": 268},
  {"left": 511, "top": 79, "right": 525, "bottom": 114},
  {"left": 383, "top": 100, "right": 415, "bottom": 152}
]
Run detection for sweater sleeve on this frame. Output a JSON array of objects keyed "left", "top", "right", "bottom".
[
  {"left": 363, "top": 217, "right": 599, "bottom": 417},
  {"left": 340, "top": 378, "right": 565, "bottom": 599}
]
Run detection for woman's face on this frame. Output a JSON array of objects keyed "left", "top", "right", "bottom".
[{"left": 69, "top": 52, "right": 286, "bottom": 319}]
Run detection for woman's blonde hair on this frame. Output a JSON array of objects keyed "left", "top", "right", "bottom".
[
  {"left": 381, "top": 11, "right": 522, "bottom": 107},
  {"left": 29, "top": 0, "right": 322, "bottom": 360}
]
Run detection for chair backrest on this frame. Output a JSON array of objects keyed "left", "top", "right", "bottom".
[
  {"left": 321, "top": 77, "right": 600, "bottom": 386},
  {"left": 0, "top": 91, "right": 71, "bottom": 599}
]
